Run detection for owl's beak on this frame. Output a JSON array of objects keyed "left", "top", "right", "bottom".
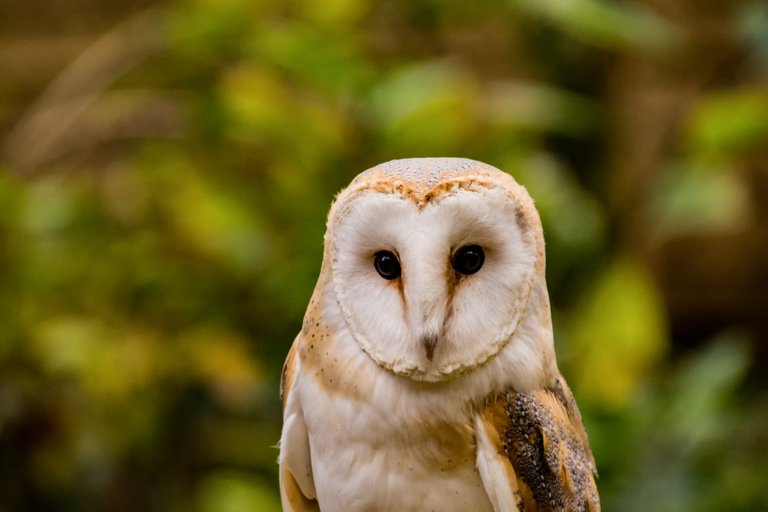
[{"left": 420, "top": 332, "right": 439, "bottom": 361}]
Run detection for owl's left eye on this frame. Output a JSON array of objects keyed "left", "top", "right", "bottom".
[
  {"left": 452, "top": 245, "right": 485, "bottom": 275},
  {"left": 374, "top": 251, "right": 401, "bottom": 280}
]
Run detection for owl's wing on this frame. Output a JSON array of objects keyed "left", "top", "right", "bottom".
[
  {"left": 279, "top": 338, "right": 320, "bottom": 512},
  {"left": 474, "top": 376, "right": 600, "bottom": 512}
]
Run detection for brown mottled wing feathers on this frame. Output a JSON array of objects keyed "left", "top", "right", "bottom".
[{"left": 483, "top": 377, "right": 600, "bottom": 511}]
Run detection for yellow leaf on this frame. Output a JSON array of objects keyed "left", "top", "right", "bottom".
[{"left": 567, "top": 257, "right": 668, "bottom": 409}]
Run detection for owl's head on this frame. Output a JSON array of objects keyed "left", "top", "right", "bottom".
[{"left": 324, "top": 158, "right": 546, "bottom": 382}]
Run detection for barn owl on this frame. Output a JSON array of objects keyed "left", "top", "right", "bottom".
[{"left": 279, "top": 158, "right": 599, "bottom": 511}]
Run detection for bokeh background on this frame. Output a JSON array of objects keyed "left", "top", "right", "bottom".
[{"left": 1, "top": 0, "right": 768, "bottom": 510}]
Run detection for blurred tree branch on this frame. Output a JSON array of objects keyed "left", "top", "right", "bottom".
[{"left": 3, "top": 7, "right": 171, "bottom": 173}]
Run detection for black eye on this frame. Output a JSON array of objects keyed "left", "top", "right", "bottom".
[
  {"left": 452, "top": 245, "right": 485, "bottom": 275},
  {"left": 374, "top": 250, "right": 401, "bottom": 280}
]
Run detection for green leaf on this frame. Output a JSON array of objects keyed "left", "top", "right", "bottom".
[
  {"left": 685, "top": 88, "right": 768, "bottom": 159},
  {"left": 665, "top": 330, "right": 751, "bottom": 449},
  {"left": 510, "top": 0, "right": 678, "bottom": 53}
]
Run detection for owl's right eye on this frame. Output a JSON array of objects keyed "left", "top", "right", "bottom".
[{"left": 373, "top": 251, "right": 401, "bottom": 280}]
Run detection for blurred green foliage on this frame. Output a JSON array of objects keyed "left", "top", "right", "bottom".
[{"left": 1, "top": 0, "right": 767, "bottom": 510}]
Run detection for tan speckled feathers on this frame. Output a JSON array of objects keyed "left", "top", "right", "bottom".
[{"left": 354, "top": 158, "right": 512, "bottom": 202}]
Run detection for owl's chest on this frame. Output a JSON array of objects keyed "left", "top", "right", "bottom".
[{"left": 300, "top": 378, "right": 494, "bottom": 512}]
